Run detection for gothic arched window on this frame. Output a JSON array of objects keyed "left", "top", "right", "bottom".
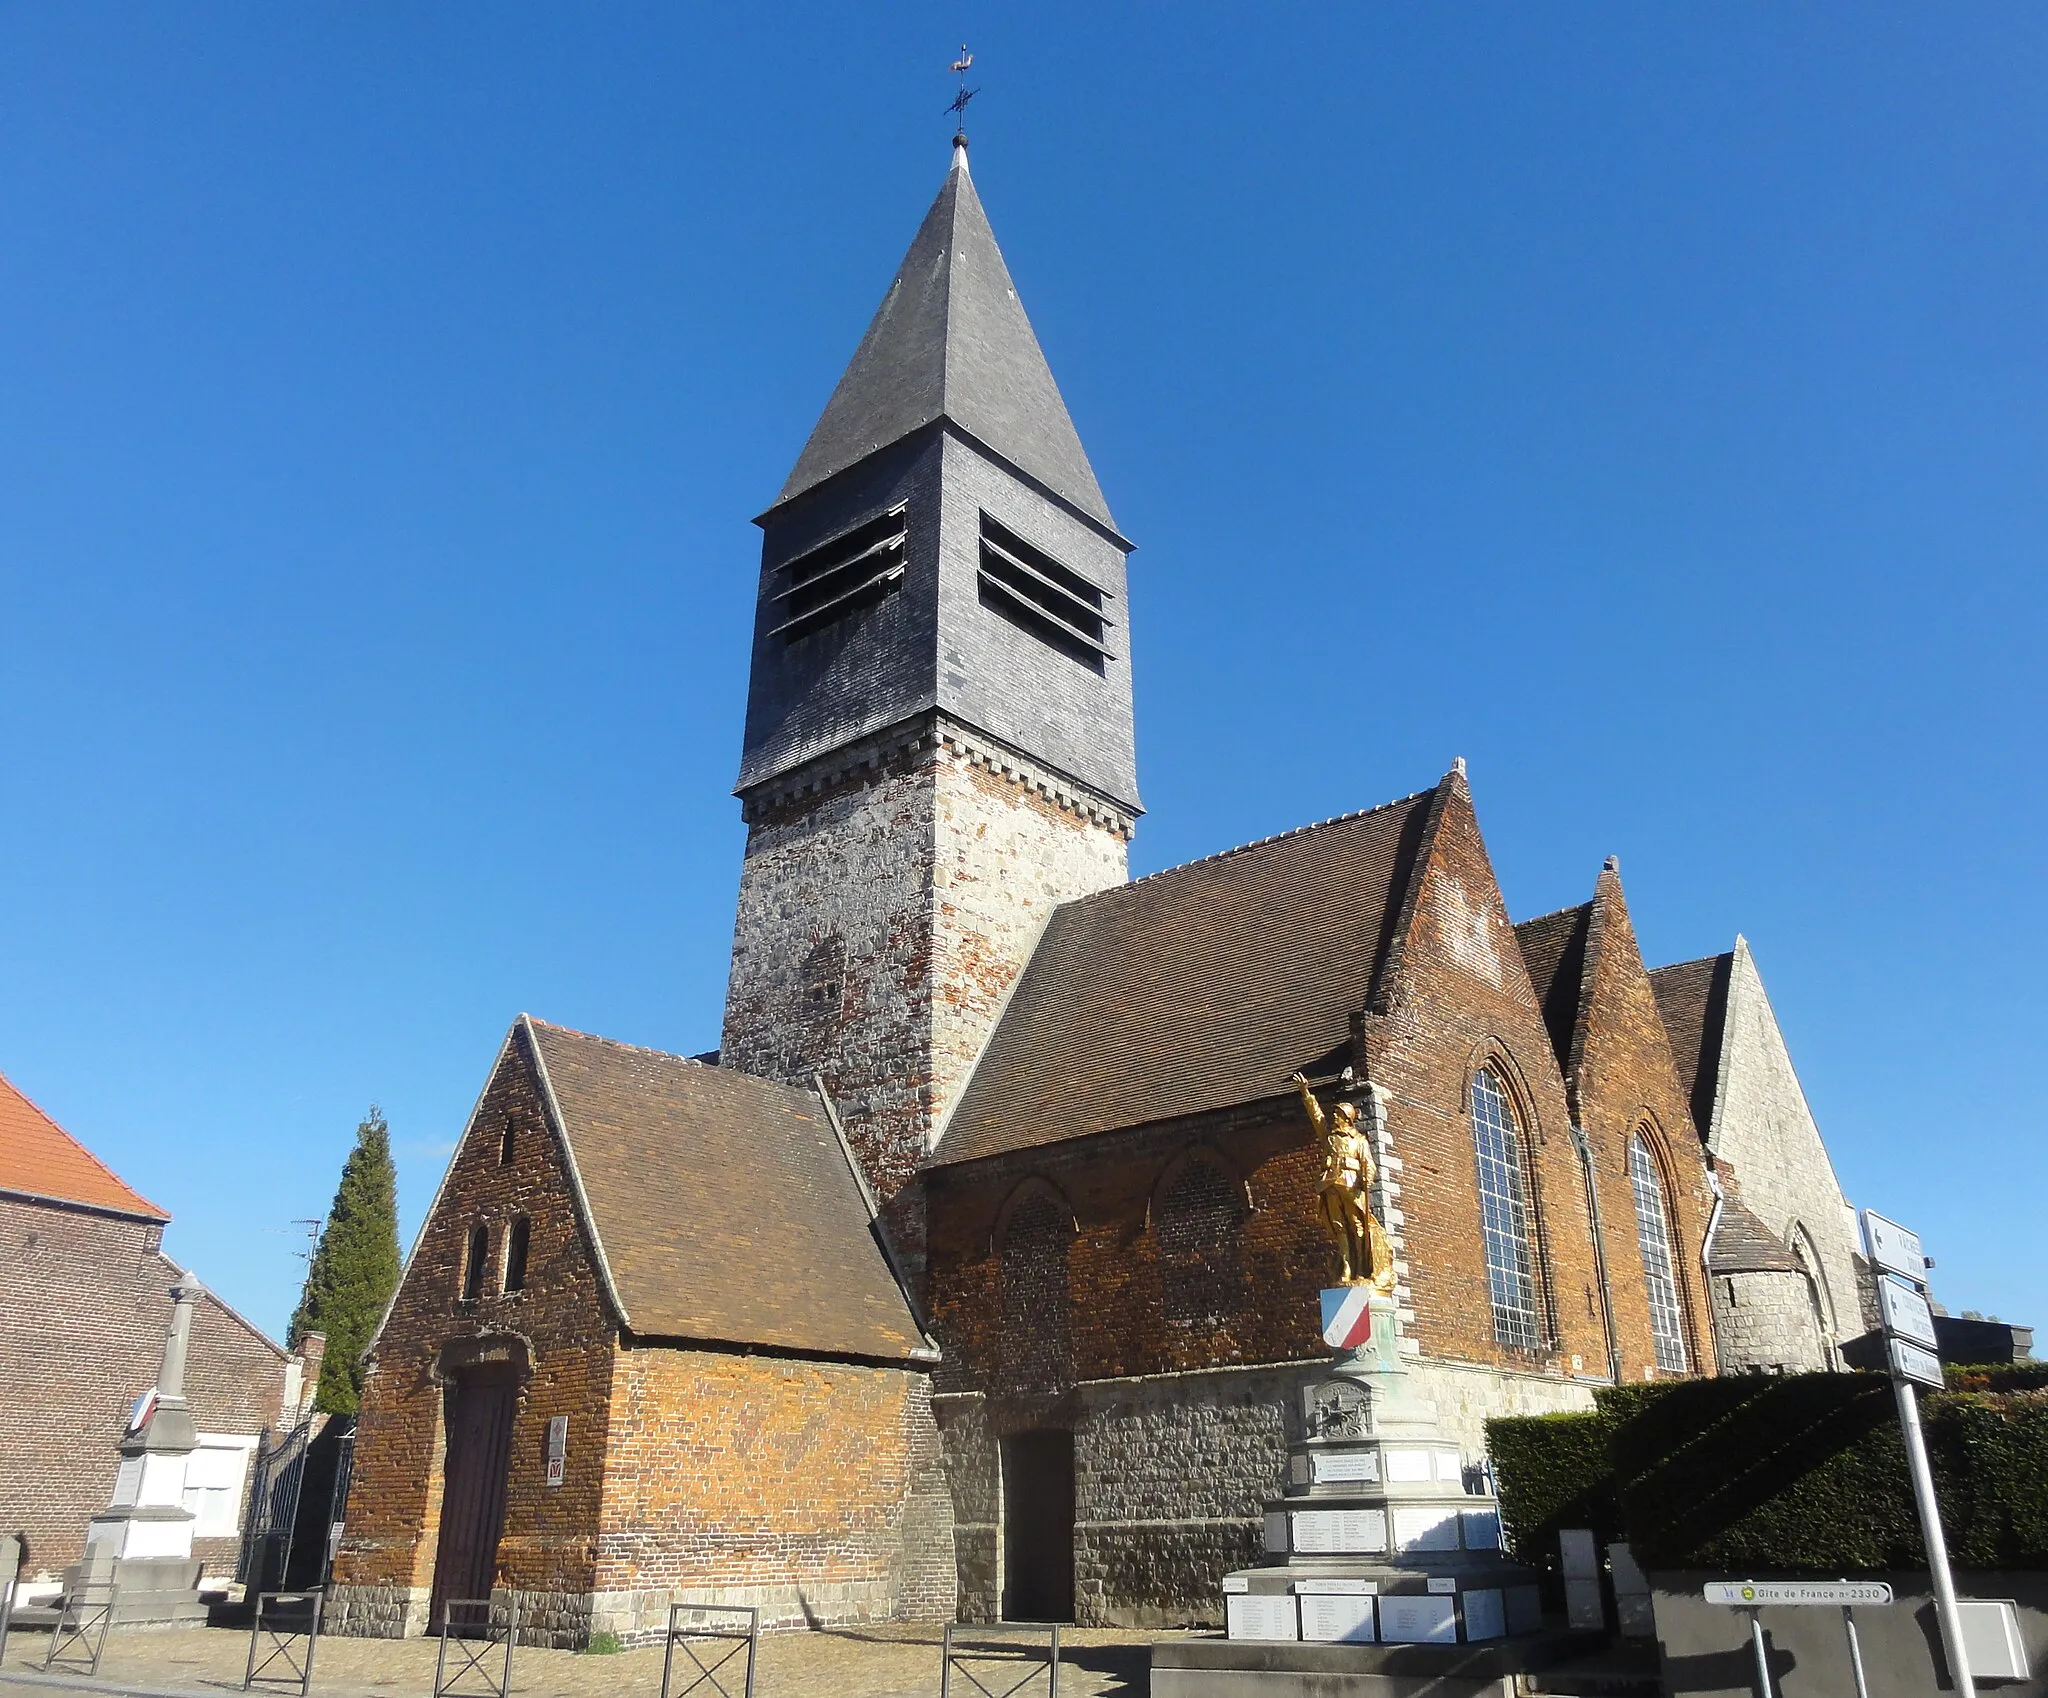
[
  {"left": 1155, "top": 1157, "right": 1245, "bottom": 1324},
  {"left": 1628, "top": 1132, "right": 1688, "bottom": 1373},
  {"left": 1470, "top": 1069, "right": 1542, "bottom": 1350}
]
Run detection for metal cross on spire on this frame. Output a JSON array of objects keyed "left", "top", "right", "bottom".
[{"left": 947, "top": 45, "right": 979, "bottom": 145}]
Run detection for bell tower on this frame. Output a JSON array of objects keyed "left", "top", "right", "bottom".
[{"left": 722, "top": 140, "right": 1140, "bottom": 1199}]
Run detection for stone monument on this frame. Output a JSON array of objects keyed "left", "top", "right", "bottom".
[
  {"left": 77, "top": 1278, "right": 210, "bottom": 1625},
  {"left": 1153, "top": 1078, "right": 1561, "bottom": 1696}
]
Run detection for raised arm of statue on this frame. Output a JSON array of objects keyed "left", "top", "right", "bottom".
[{"left": 1290, "top": 1072, "right": 1326, "bottom": 1136}]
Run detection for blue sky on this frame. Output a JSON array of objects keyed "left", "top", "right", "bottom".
[{"left": 1, "top": 5, "right": 2041, "bottom": 1340}]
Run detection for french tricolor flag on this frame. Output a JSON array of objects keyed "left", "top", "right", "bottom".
[{"left": 1321, "top": 1286, "right": 1375, "bottom": 1351}]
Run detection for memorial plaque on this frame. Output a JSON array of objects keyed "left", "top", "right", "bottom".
[
  {"left": 1378, "top": 1594, "right": 1457, "bottom": 1644},
  {"left": 1300, "top": 1592, "right": 1376, "bottom": 1643},
  {"left": 1880, "top": 1277, "right": 1938, "bottom": 1349},
  {"left": 1393, "top": 1505, "right": 1460, "bottom": 1551},
  {"left": 1290, "top": 1454, "right": 1310, "bottom": 1486},
  {"left": 1296, "top": 1579, "right": 1377, "bottom": 1594},
  {"left": 1507, "top": 1584, "right": 1545, "bottom": 1635},
  {"left": 1226, "top": 1593, "right": 1299, "bottom": 1642},
  {"left": 1312, "top": 1449, "right": 1379, "bottom": 1485},
  {"left": 1386, "top": 1449, "right": 1433, "bottom": 1482},
  {"left": 1434, "top": 1450, "right": 1464, "bottom": 1482},
  {"left": 1304, "top": 1380, "right": 1370, "bottom": 1439},
  {"left": 1461, "top": 1508, "right": 1502, "bottom": 1549},
  {"left": 1463, "top": 1588, "right": 1506, "bottom": 1641},
  {"left": 1263, "top": 1511, "right": 1289, "bottom": 1553},
  {"left": 1223, "top": 1576, "right": 1250, "bottom": 1594},
  {"left": 1427, "top": 1577, "right": 1458, "bottom": 1593},
  {"left": 1292, "top": 1508, "right": 1388, "bottom": 1554}
]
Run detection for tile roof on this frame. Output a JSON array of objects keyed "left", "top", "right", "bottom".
[
  {"left": 1649, "top": 952, "right": 1733, "bottom": 1138},
  {"left": 522, "top": 1020, "right": 925, "bottom": 1363},
  {"left": 1513, "top": 903, "right": 1592, "bottom": 1077},
  {"left": 0, "top": 1067, "right": 167, "bottom": 1221},
  {"left": 930, "top": 789, "right": 1438, "bottom": 1167},
  {"left": 773, "top": 148, "right": 1115, "bottom": 529},
  {"left": 1706, "top": 1193, "right": 1802, "bottom": 1274}
]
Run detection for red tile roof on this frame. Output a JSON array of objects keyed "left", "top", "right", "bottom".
[{"left": 0, "top": 1067, "right": 168, "bottom": 1221}]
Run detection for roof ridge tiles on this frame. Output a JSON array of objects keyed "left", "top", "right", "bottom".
[
  {"left": 1514, "top": 899, "right": 1595, "bottom": 929},
  {"left": 1096, "top": 785, "right": 1439, "bottom": 901},
  {"left": 519, "top": 1017, "right": 719, "bottom": 1071}
]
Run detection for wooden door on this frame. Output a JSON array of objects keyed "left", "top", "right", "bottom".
[
  {"left": 429, "top": 1366, "right": 517, "bottom": 1628},
  {"left": 1001, "top": 1429, "right": 1075, "bottom": 1622}
]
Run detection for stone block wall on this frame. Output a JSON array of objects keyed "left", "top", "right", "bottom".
[
  {"left": 1709, "top": 1268, "right": 1828, "bottom": 1373},
  {"left": 936, "top": 1358, "right": 1592, "bottom": 1628},
  {"left": 1704, "top": 941, "right": 1863, "bottom": 1359},
  {"left": 0, "top": 1197, "right": 291, "bottom": 1576}
]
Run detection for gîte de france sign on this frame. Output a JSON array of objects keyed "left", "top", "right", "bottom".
[{"left": 1705, "top": 1581, "right": 1895, "bottom": 1607}]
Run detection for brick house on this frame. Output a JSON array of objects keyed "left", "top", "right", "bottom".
[
  {"left": 0, "top": 1067, "right": 303, "bottom": 1580},
  {"left": 333, "top": 138, "right": 1867, "bottom": 1636}
]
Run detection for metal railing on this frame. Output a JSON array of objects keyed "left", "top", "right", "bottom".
[
  {"left": 940, "top": 1622, "right": 1062, "bottom": 1698},
  {"left": 659, "top": 1602, "right": 758, "bottom": 1698},
  {"left": 432, "top": 1598, "right": 516, "bottom": 1698},
  {"left": 0, "top": 1534, "right": 19, "bottom": 1668},
  {"left": 41, "top": 1582, "right": 118, "bottom": 1677},
  {"left": 243, "top": 1589, "right": 323, "bottom": 1694}
]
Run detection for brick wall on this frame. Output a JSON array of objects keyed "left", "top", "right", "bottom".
[
  {"left": 1562, "top": 867, "right": 1721, "bottom": 1381},
  {"left": 332, "top": 1031, "right": 617, "bottom": 1637},
  {"left": 724, "top": 718, "right": 1126, "bottom": 1202},
  {"left": 592, "top": 1345, "right": 952, "bottom": 1636},
  {"left": 0, "top": 1196, "right": 289, "bottom": 1576}
]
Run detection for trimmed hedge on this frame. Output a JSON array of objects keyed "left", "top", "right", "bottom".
[{"left": 1486, "top": 1373, "right": 2048, "bottom": 1572}]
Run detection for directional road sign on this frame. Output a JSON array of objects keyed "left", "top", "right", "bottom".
[
  {"left": 1880, "top": 1276, "right": 1938, "bottom": 1349},
  {"left": 1862, "top": 1211, "right": 1926, "bottom": 1284},
  {"left": 1890, "top": 1337, "right": 1945, "bottom": 1389},
  {"left": 1705, "top": 1581, "right": 1894, "bottom": 1607}
]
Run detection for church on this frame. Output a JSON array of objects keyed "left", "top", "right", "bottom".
[{"left": 330, "top": 138, "right": 1865, "bottom": 1644}]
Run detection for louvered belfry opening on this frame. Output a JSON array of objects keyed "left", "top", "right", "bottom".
[
  {"left": 977, "top": 511, "right": 1112, "bottom": 674},
  {"left": 770, "top": 503, "right": 909, "bottom": 645}
]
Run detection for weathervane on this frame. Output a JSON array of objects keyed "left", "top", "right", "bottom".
[{"left": 947, "top": 46, "right": 978, "bottom": 145}]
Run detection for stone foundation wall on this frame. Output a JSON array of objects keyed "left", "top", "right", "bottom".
[
  {"left": 938, "top": 1355, "right": 1595, "bottom": 1628},
  {"left": 322, "top": 1583, "right": 431, "bottom": 1639}
]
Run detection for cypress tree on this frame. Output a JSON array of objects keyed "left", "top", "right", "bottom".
[{"left": 290, "top": 1105, "right": 402, "bottom": 1415}]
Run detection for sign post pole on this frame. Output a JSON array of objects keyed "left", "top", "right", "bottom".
[
  {"left": 1843, "top": 1605, "right": 1870, "bottom": 1698},
  {"left": 1894, "top": 1373, "right": 1973, "bottom": 1692},
  {"left": 1748, "top": 1609, "right": 1773, "bottom": 1698},
  {"left": 1862, "top": 1209, "right": 1973, "bottom": 1694}
]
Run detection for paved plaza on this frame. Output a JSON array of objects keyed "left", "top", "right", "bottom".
[{"left": 0, "top": 1621, "right": 1182, "bottom": 1698}]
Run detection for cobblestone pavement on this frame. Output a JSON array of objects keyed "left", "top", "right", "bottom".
[{"left": 0, "top": 1621, "right": 1193, "bottom": 1698}]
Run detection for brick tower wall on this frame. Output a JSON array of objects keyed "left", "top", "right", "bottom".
[{"left": 723, "top": 720, "right": 1128, "bottom": 1200}]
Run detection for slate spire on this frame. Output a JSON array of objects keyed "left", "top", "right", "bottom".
[{"left": 774, "top": 142, "right": 1115, "bottom": 530}]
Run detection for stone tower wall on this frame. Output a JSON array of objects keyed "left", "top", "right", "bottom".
[
  {"left": 723, "top": 718, "right": 1127, "bottom": 1200},
  {"left": 1705, "top": 941, "right": 1864, "bottom": 1358}
]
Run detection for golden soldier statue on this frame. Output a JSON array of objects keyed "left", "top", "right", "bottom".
[{"left": 1292, "top": 1072, "right": 1396, "bottom": 1295}]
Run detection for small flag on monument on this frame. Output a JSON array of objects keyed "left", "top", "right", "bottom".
[{"left": 1321, "top": 1287, "right": 1375, "bottom": 1350}]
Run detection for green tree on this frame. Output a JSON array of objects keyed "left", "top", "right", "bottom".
[{"left": 289, "top": 1105, "right": 401, "bottom": 1415}]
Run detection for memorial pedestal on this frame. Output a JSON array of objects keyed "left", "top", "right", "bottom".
[{"left": 1153, "top": 1292, "right": 1549, "bottom": 1697}]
